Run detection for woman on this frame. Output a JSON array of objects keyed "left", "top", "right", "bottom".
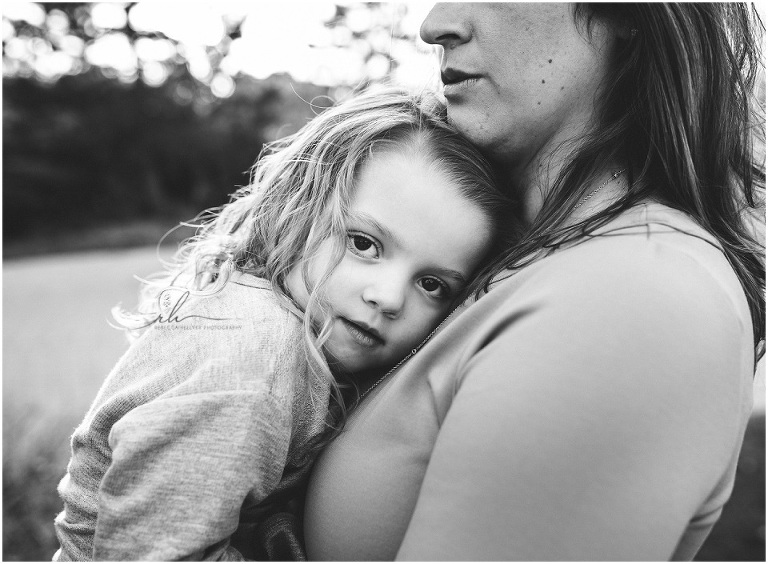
[{"left": 302, "top": 3, "right": 765, "bottom": 561}]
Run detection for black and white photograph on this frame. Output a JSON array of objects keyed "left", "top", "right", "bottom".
[{"left": 3, "top": 2, "right": 766, "bottom": 561}]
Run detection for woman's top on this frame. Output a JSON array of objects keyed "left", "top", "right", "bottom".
[
  {"left": 54, "top": 273, "right": 329, "bottom": 561},
  {"left": 303, "top": 203, "right": 755, "bottom": 561}
]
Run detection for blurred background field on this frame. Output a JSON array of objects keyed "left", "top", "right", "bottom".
[{"left": 2, "top": 2, "right": 766, "bottom": 561}]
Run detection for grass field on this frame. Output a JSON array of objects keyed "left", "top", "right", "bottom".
[
  {"left": 2, "top": 246, "right": 765, "bottom": 560},
  {"left": 3, "top": 247, "right": 167, "bottom": 561}
]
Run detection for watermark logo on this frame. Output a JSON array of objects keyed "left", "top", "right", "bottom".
[{"left": 141, "top": 288, "right": 241, "bottom": 330}]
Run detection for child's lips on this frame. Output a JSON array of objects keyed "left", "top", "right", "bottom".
[{"left": 339, "top": 317, "right": 384, "bottom": 347}]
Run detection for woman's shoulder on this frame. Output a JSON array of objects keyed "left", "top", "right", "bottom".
[
  {"left": 498, "top": 203, "right": 749, "bottom": 320},
  {"left": 474, "top": 201, "right": 754, "bottom": 404},
  {"left": 577, "top": 202, "right": 727, "bottom": 265},
  {"left": 484, "top": 203, "right": 750, "bottom": 333},
  {"left": 449, "top": 202, "right": 755, "bottom": 466},
  {"left": 590, "top": 201, "right": 725, "bottom": 252}
]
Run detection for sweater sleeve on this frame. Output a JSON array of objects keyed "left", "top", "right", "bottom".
[
  {"left": 396, "top": 238, "right": 752, "bottom": 560},
  {"left": 93, "top": 355, "right": 292, "bottom": 561}
]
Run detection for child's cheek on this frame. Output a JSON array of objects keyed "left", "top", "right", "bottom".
[{"left": 324, "top": 258, "right": 356, "bottom": 298}]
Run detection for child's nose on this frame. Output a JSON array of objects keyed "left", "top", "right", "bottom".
[{"left": 362, "top": 279, "right": 406, "bottom": 318}]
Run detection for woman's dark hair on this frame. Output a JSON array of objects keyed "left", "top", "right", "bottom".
[{"left": 476, "top": 3, "right": 766, "bottom": 363}]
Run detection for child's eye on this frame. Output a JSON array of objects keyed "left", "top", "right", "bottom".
[
  {"left": 346, "top": 232, "right": 380, "bottom": 259},
  {"left": 418, "top": 276, "right": 450, "bottom": 299}
]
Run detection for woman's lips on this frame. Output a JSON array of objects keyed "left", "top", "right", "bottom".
[
  {"left": 441, "top": 69, "right": 482, "bottom": 98},
  {"left": 339, "top": 318, "right": 384, "bottom": 348},
  {"left": 442, "top": 76, "right": 481, "bottom": 97}
]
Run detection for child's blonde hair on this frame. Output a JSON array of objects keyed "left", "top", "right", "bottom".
[{"left": 116, "top": 86, "right": 511, "bottom": 445}]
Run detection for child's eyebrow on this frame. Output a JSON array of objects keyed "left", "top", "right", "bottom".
[
  {"left": 347, "top": 211, "right": 403, "bottom": 249},
  {"left": 432, "top": 267, "right": 468, "bottom": 285}
]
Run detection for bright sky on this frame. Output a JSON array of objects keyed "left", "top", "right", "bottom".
[
  {"left": 9, "top": 2, "right": 761, "bottom": 97},
  {"left": 2, "top": 2, "right": 441, "bottom": 95}
]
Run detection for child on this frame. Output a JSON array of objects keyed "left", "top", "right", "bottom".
[{"left": 53, "top": 88, "right": 511, "bottom": 561}]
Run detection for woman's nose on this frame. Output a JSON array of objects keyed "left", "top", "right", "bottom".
[
  {"left": 419, "top": 3, "right": 472, "bottom": 49},
  {"left": 362, "top": 279, "right": 406, "bottom": 319}
]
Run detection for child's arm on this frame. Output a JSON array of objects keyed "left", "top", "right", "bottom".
[{"left": 93, "top": 357, "right": 293, "bottom": 561}]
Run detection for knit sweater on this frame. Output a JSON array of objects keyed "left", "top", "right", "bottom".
[{"left": 54, "top": 273, "right": 328, "bottom": 561}]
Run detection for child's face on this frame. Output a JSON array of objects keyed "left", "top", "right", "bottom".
[{"left": 287, "top": 149, "right": 494, "bottom": 375}]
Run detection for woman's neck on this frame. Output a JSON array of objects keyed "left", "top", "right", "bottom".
[
  {"left": 497, "top": 106, "right": 626, "bottom": 226},
  {"left": 497, "top": 120, "right": 586, "bottom": 224},
  {"left": 501, "top": 150, "right": 569, "bottom": 225},
  {"left": 503, "top": 151, "right": 626, "bottom": 227}
]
